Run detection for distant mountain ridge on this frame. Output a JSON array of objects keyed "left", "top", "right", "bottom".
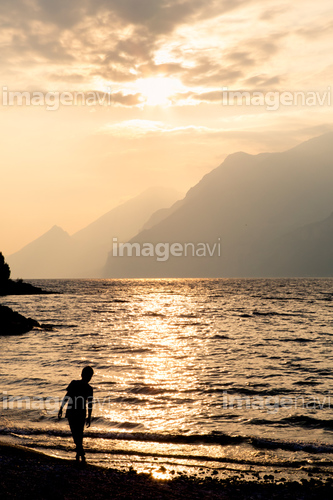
[
  {"left": 7, "top": 226, "right": 72, "bottom": 279},
  {"left": 259, "top": 211, "right": 333, "bottom": 276},
  {"left": 7, "top": 188, "right": 180, "bottom": 278},
  {"left": 8, "top": 133, "right": 333, "bottom": 278},
  {"left": 104, "top": 132, "right": 333, "bottom": 277}
]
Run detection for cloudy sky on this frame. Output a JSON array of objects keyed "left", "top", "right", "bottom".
[{"left": 1, "top": 0, "right": 332, "bottom": 255}]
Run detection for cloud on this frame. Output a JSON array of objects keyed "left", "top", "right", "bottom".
[
  {"left": 259, "top": 5, "right": 289, "bottom": 21},
  {"left": 296, "top": 20, "right": 333, "bottom": 39},
  {"left": 227, "top": 51, "right": 256, "bottom": 67},
  {"left": 171, "top": 90, "right": 223, "bottom": 105},
  {"left": 1, "top": 0, "right": 331, "bottom": 110},
  {"left": 138, "top": 62, "right": 185, "bottom": 78},
  {"left": 189, "top": 90, "right": 223, "bottom": 102},
  {"left": 246, "top": 34, "right": 285, "bottom": 57},
  {"left": 3, "top": 0, "right": 251, "bottom": 34},
  {"left": 111, "top": 91, "right": 143, "bottom": 106},
  {"left": 86, "top": 0, "right": 255, "bottom": 36},
  {"left": 47, "top": 72, "right": 86, "bottom": 83},
  {"left": 169, "top": 30, "right": 286, "bottom": 89},
  {"left": 244, "top": 74, "right": 283, "bottom": 88},
  {"left": 0, "top": 1, "right": 263, "bottom": 84},
  {"left": 100, "top": 119, "right": 212, "bottom": 137},
  {"left": 180, "top": 56, "right": 244, "bottom": 87}
]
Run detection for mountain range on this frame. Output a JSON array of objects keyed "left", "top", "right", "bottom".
[
  {"left": 7, "top": 132, "right": 333, "bottom": 278},
  {"left": 7, "top": 188, "right": 180, "bottom": 278},
  {"left": 103, "top": 132, "right": 333, "bottom": 277}
]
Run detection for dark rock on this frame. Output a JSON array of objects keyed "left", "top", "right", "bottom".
[
  {"left": 0, "top": 279, "right": 52, "bottom": 296},
  {"left": 1, "top": 252, "right": 54, "bottom": 296},
  {"left": 0, "top": 305, "right": 40, "bottom": 335}
]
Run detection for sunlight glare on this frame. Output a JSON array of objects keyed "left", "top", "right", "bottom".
[{"left": 135, "top": 77, "right": 183, "bottom": 106}]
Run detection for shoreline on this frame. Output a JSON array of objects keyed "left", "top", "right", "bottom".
[{"left": 0, "top": 443, "right": 332, "bottom": 499}]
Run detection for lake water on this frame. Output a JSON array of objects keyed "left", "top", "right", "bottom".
[{"left": 1, "top": 278, "right": 333, "bottom": 481}]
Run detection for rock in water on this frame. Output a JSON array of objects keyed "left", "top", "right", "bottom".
[{"left": 0, "top": 305, "right": 40, "bottom": 335}]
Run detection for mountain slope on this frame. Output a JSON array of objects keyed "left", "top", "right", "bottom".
[
  {"left": 69, "top": 187, "right": 180, "bottom": 276},
  {"left": 259, "top": 212, "right": 333, "bottom": 277},
  {"left": 104, "top": 132, "right": 333, "bottom": 278},
  {"left": 8, "top": 187, "right": 180, "bottom": 278},
  {"left": 7, "top": 226, "right": 72, "bottom": 279}
]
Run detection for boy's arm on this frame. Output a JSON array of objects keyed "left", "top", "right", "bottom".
[
  {"left": 58, "top": 393, "right": 69, "bottom": 419},
  {"left": 86, "top": 391, "right": 93, "bottom": 427}
]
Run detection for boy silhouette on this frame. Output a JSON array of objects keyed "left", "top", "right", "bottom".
[{"left": 58, "top": 366, "right": 94, "bottom": 462}]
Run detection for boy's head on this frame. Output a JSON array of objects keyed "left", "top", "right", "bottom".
[{"left": 81, "top": 366, "right": 94, "bottom": 382}]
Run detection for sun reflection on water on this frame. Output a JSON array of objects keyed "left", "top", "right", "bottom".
[{"left": 95, "top": 282, "right": 206, "bottom": 434}]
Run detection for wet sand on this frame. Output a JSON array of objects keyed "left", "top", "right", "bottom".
[{"left": 0, "top": 443, "right": 332, "bottom": 499}]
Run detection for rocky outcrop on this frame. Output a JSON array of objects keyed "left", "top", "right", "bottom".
[
  {"left": 0, "top": 251, "right": 53, "bottom": 296},
  {"left": 0, "top": 253, "right": 49, "bottom": 334},
  {"left": 0, "top": 305, "right": 40, "bottom": 335},
  {"left": 0, "top": 279, "right": 51, "bottom": 296}
]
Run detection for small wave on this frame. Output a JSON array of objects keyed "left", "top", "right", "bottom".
[
  {"left": 111, "top": 396, "right": 149, "bottom": 404},
  {"left": 143, "top": 311, "right": 166, "bottom": 317},
  {"left": 128, "top": 385, "right": 171, "bottom": 395},
  {"left": 51, "top": 324, "right": 77, "bottom": 329},
  {"left": 91, "top": 344, "right": 108, "bottom": 351},
  {"left": 261, "top": 297, "right": 289, "bottom": 301},
  {"left": 280, "top": 415, "right": 333, "bottom": 430},
  {"left": 247, "top": 415, "right": 333, "bottom": 431},
  {"left": 320, "top": 293, "right": 333, "bottom": 301},
  {"left": 110, "top": 347, "right": 152, "bottom": 354},
  {"left": 106, "top": 421, "right": 144, "bottom": 430},
  {"left": 0, "top": 426, "right": 244, "bottom": 446},
  {"left": 92, "top": 309, "right": 114, "bottom": 313},
  {"left": 252, "top": 295, "right": 307, "bottom": 302},
  {"left": 250, "top": 436, "right": 333, "bottom": 454},
  {"left": 172, "top": 322, "right": 203, "bottom": 327},
  {"left": 3, "top": 426, "right": 333, "bottom": 457},
  {"left": 203, "top": 387, "right": 295, "bottom": 396},
  {"left": 280, "top": 338, "right": 316, "bottom": 343},
  {"left": 294, "top": 380, "right": 320, "bottom": 386},
  {"left": 252, "top": 310, "right": 302, "bottom": 317}
]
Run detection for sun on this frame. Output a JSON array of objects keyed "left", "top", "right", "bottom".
[{"left": 135, "top": 77, "right": 182, "bottom": 106}]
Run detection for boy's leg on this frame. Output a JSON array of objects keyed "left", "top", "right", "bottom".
[{"left": 68, "top": 416, "right": 85, "bottom": 456}]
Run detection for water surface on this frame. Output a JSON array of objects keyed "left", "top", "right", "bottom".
[{"left": 1, "top": 278, "right": 333, "bottom": 480}]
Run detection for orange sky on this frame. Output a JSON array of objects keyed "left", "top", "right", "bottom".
[{"left": 1, "top": 0, "right": 332, "bottom": 255}]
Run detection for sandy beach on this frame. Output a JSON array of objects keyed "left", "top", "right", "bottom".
[{"left": 0, "top": 443, "right": 332, "bottom": 500}]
